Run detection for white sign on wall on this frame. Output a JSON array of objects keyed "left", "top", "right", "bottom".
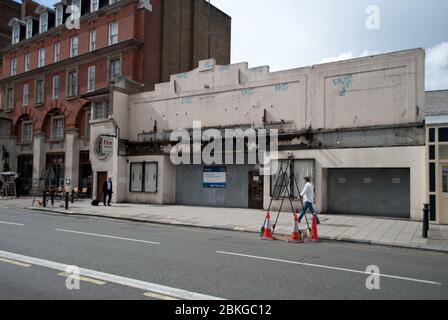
[{"left": 102, "top": 137, "right": 114, "bottom": 154}]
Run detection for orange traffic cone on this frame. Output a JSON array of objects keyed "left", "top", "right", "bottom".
[
  {"left": 310, "top": 215, "right": 319, "bottom": 242},
  {"left": 289, "top": 213, "right": 302, "bottom": 243},
  {"left": 261, "top": 212, "right": 274, "bottom": 241}
]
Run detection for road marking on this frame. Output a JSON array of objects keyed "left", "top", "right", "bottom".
[
  {"left": 217, "top": 251, "right": 443, "bottom": 286},
  {"left": 0, "top": 250, "right": 223, "bottom": 300},
  {"left": 58, "top": 272, "right": 107, "bottom": 286},
  {"left": 0, "top": 257, "right": 32, "bottom": 268},
  {"left": 55, "top": 229, "right": 160, "bottom": 245},
  {"left": 0, "top": 220, "right": 24, "bottom": 226},
  {"left": 143, "top": 291, "right": 179, "bottom": 300}
]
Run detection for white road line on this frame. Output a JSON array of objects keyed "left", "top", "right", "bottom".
[
  {"left": 0, "top": 250, "right": 223, "bottom": 300},
  {"left": 55, "top": 229, "right": 160, "bottom": 245},
  {"left": 0, "top": 220, "right": 24, "bottom": 226},
  {"left": 217, "top": 251, "right": 443, "bottom": 286}
]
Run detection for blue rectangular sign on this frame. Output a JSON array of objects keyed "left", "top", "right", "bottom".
[{"left": 203, "top": 166, "right": 227, "bottom": 188}]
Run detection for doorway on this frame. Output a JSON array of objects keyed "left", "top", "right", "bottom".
[
  {"left": 439, "top": 165, "right": 448, "bottom": 224},
  {"left": 97, "top": 172, "right": 107, "bottom": 203},
  {"left": 17, "top": 155, "right": 33, "bottom": 195},
  {"left": 248, "top": 170, "right": 264, "bottom": 209}
]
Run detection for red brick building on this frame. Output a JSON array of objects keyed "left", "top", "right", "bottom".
[{"left": 0, "top": 0, "right": 230, "bottom": 195}]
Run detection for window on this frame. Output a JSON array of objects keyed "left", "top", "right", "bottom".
[
  {"left": 55, "top": 5, "right": 64, "bottom": 27},
  {"left": 87, "top": 66, "right": 96, "bottom": 92},
  {"left": 110, "top": 59, "right": 121, "bottom": 80},
  {"left": 70, "top": 37, "right": 78, "bottom": 58},
  {"left": 10, "top": 58, "right": 17, "bottom": 76},
  {"left": 91, "top": 0, "right": 99, "bottom": 12},
  {"left": 12, "top": 25, "right": 20, "bottom": 45},
  {"left": 23, "top": 84, "right": 29, "bottom": 106},
  {"left": 270, "top": 159, "right": 315, "bottom": 197},
  {"left": 108, "top": 22, "right": 118, "bottom": 45},
  {"left": 26, "top": 19, "right": 33, "bottom": 39},
  {"left": 68, "top": 71, "right": 77, "bottom": 97},
  {"left": 22, "top": 121, "right": 33, "bottom": 143},
  {"left": 109, "top": 0, "right": 120, "bottom": 4},
  {"left": 54, "top": 43, "right": 60, "bottom": 63},
  {"left": 89, "top": 29, "right": 96, "bottom": 51},
  {"left": 38, "top": 48, "right": 45, "bottom": 68},
  {"left": 51, "top": 116, "right": 64, "bottom": 141},
  {"left": 130, "top": 162, "right": 158, "bottom": 193},
  {"left": 39, "top": 12, "right": 48, "bottom": 33},
  {"left": 35, "top": 79, "right": 44, "bottom": 104},
  {"left": 6, "top": 87, "right": 14, "bottom": 111},
  {"left": 24, "top": 53, "right": 31, "bottom": 72},
  {"left": 53, "top": 76, "right": 60, "bottom": 99},
  {"left": 93, "top": 101, "right": 109, "bottom": 120}
]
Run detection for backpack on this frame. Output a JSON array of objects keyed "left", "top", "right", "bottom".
[{"left": 91, "top": 200, "right": 100, "bottom": 206}]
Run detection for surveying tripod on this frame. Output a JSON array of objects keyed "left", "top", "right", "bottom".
[{"left": 260, "top": 158, "right": 312, "bottom": 237}]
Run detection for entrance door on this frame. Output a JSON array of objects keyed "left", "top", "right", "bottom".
[
  {"left": 248, "top": 171, "right": 264, "bottom": 209},
  {"left": 439, "top": 165, "right": 448, "bottom": 224},
  {"left": 17, "top": 155, "right": 33, "bottom": 195},
  {"left": 97, "top": 172, "right": 107, "bottom": 203}
]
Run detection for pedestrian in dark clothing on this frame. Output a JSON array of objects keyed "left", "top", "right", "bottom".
[
  {"left": 102, "top": 177, "right": 113, "bottom": 206},
  {"left": 14, "top": 175, "right": 23, "bottom": 199}
]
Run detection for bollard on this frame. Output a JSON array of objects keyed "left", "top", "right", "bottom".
[
  {"left": 43, "top": 190, "right": 47, "bottom": 208},
  {"left": 423, "top": 203, "right": 430, "bottom": 239},
  {"left": 65, "top": 192, "right": 69, "bottom": 210},
  {"left": 50, "top": 190, "right": 55, "bottom": 207},
  {"left": 71, "top": 190, "right": 75, "bottom": 204}
]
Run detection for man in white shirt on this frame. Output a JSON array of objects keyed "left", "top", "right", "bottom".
[{"left": 299, "top": 176, "right": 320, "bottom": 224}]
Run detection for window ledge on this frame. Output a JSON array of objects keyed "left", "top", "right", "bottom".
[
  {"left": 66, "top": 96, "right": 77, "bottom": 101},
  {"left": 34, "top": 102, "right": 44, "bottom": 107},
  {"left": 48, "top": 139, "right": 65, "bottom": 144}
]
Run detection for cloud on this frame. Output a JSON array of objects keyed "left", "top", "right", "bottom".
[
  {"left": 426, "top": 42, "right": 448, "bottom": 91},
  {"left": 320, "top": 50, "right": 383, "bottom": 64}
]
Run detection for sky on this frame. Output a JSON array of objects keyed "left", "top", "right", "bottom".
[{"left": 29, "top": 0, "right": 448, "bottom": 90}]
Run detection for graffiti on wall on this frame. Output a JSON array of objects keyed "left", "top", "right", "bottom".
[{"left": 333, "top": 75, "right": 353, "bottom": 96}]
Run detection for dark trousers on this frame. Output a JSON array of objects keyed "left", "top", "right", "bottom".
[
  {"left": 299, "top": 201, "right": 320, "bottom": 224},
  {"left": 103, "top": 191, "right": 112, "bottom": 205}
]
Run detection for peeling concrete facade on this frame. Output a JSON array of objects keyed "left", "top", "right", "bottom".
[{"left": 91, "top": 48, "right": 429, "bottom": 222}]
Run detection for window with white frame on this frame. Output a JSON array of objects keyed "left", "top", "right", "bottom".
[
  {"left": 87, "top": 66, "right": 96, "bottom": 92},
  {"left": 130, "top": 162, "right": 158, "bottom": 193},
  {"left": 26, "top": 18, "right": 33, "bottom": 39},
  {"left": 68, "top": 70, "right": 77, "bottom": 97},
  {"left": 92, "top": 101, "right": 109, "bottom": 120},
  {"left": 108, "top": 22, "right": 118, "bottom": 45},
  {"left": 38, "top": 48, "right": 45, "bottom": 68},
  {"left": 89, "top": 29, "right": 96, "bottom": 51},
  {"left": 70, "top": 36, "right": 78, "bottom": 58},
  {"left": 51, "top": 116, "right": 64, "bottom": 141},
  {"left": 39, "top": 12, "right": 48, "bottom": 33},
  {"left": 109, "top": 0, "right": 120, "bottom": 4},
  {"left": 55, "top": 5, "right": 63, "bottom": 27},
  {"left": 72, "top": 0, "right": 81, "bottom": 19},
  {"left": 91, "top": 0, "right": 99, "bottom": 12},
  {"left": 54, "top": 43, "right": 60, "bottom": 62},
  {"left": 52, "top": 76, "right": 59, "bottom": 99},
  {"left": 12, "top": 25, "right": 20, "bottom": 45},
  {"left": 10, "top": 58, "right": 17, "bottom": 76},
  {"left": 110, "top": 58, "right": 121, "bottom": 80},
  {"left": 6, "top": 87, "right": 14, "bottom": 111},
  {"left": 24, "top": 53, "right": 31, "bottom": 72},
  {"left": 23, "top": 84, "right": 29, "bottom": 106},
  {"left": 22, "top": 121, "right": 33, "bottom": 143},
  {"left": 35, "top": 78, "right": 44, "bottom": 104}
]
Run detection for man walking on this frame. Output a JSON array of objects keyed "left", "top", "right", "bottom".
[
  {"left": 299, "top": 176, "right": 320, "bottom": 225},
  {"left": 102, "top": 177, "right": 113, "bottom": 207}
]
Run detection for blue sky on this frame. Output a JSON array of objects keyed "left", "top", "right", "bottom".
[{"left": 22, "top": 0, "right": 448, "bottom": 90}]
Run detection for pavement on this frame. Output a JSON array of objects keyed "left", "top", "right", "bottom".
[
  {"left": 1, "top": 197, "right": 448, "bottom": 253},
  {"left": 1, "top": 207, "right": 447, "bottom": 300}
]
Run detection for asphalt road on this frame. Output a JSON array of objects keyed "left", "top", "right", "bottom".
[{"left": 0, "top": 207, "right": 447, "bottom": 300}]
